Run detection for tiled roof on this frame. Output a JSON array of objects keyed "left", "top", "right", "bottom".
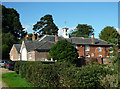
[
  {"left": 14, "top": 44, "right": 21, "bottom": 53},
  {"left": 24, "top": 40, "right": 55, "bottom": 52},
  {"left": 39, "top": 35, "right": 111, "bottom": 46}
]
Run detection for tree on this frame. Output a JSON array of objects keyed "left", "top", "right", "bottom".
[
  {"left": 33, "top": 14, "right": 59, "bottom": 35},
  {"left": 99, "top": 26, "right": 119, "bottom": 44},
  {"left": 2, "top": 5, "right": 27, "bottom": 59},
  {"left": 70, "top": 24, "right": 94, "bottom": 37},
  {"left": 49, "top": 40, "right": 78, "bottom": 63},
  {"left": 99, "top": 26, "right": 120, "bottom": 56},
  {"left": 2, "top": 5, "right": 27, "bottom": 40}
]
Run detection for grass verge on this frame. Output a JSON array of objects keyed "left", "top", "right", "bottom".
[{"left": 2, "top": 72, "right": 33, "bottom": 87}]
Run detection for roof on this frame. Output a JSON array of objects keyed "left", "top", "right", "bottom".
[
  {"left": 14, "top": 44, "right": 21, "bottom": 53},
  {"left": 71, "top": 37, "right": 111, "bottom": 46},
  {"left": 38, "top": 35, "right": 111, "bottom": 46},
  {"left": 24, "top": 40, "right": 55, "bottom": 52}
]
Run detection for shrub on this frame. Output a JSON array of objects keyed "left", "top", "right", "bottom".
[
  {"left": 15, "top": 61, "right": 116, "bottom": 88},
  {"left": 49, "top": 39, "right": 78, "bottom": 64}
]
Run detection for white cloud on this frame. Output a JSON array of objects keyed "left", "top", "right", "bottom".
[{"left": 116, "top": 28, "right": 120, "bottom": 35}]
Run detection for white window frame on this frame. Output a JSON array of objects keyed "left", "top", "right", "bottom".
[
  {"left": 86, "top": 54, "right": 90, "bottom": 58},
  {"left": 91, "top": 53, "right": 94, "bottom": 57},
  {"left": 98, "top": 47, "right": 102, "bottom": 52},
  {"left": 11, "top": 55, "right": 13, "bottom": 60},
  {"left": 85, "top": 45, "right": 90, "bottom": 51},
  {"left": 98, "top": 55, "right": 102, "bottom": 58},
  {"left": 18, "top": 54, "right": 20, "bottom": 60},
  {"left": 109, "top": 47, "right": 113, "bottom": 53},
  {"left": 29, "top": 53, "right": 32, "bottom": 59}
]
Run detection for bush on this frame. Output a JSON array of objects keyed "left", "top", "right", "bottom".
[
  {"left": 49, "top": 39, "right": 78, "bottom": 64},
  {"left": 15, "top": 61, "right": 116, "bottom": 88}
]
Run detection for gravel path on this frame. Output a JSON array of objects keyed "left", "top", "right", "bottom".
[{"left": 0, "top": 68, "right": 14, "bottom": 88}]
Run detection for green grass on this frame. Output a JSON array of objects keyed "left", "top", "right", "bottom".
[{"left": 2, "top": 72, "right": 33, "bottom": 87}]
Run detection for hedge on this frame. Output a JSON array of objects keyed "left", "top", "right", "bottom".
[{"left": 15, "top": 61, "right": 117, "bottom": 88}]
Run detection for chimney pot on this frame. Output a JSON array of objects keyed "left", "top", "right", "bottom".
[
  {"left": 32, "top": 32, "right": 35, "bottom": 41},
  {"left": 25, "top": 35, "right": 28, "bottom": 40}
]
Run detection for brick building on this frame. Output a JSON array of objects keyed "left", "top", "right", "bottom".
[{"left": 10, "top": 28, "right": 115, "bottom": 61}]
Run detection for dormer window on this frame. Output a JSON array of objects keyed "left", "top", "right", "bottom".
[
  {"left": 85, "top": 45, "right": 90, "bottom": 51},
  {"left": 98, "top": 47, "right": 102, "bottom": 52}
]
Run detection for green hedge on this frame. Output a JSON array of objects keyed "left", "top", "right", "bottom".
[{"left": 15, "top": 61, "right": 117, "bottom": 88}]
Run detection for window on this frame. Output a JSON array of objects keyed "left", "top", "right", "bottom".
[
  {"left": 18, "top": 54, "right": 20, "bottom": 60},
  {"left": 109, "top": 47, "right": 113, "bottom": 53},
  {"left": 98, "top": 47, "right": 102, "bottom": 52},
  {"left": 98, "top": 55, "right": 102, "bottom": 58},
  {"left": 29, "top": 53, "right": 32, "bottom": 59},
  {"left": 11, "top": 55, "right": 13, "bottom": 60},
  {"left": 86, "top": 54, "right": 90, "bottom": 58},
  {"left": 91, "top": 53, "right": 94, "bottom": 57},
  {"left": 85, "top": 45, "right": 90, "bottom": 51}
]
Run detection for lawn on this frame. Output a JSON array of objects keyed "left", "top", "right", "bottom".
[{"left": 2, "top": 72, "right": 33, "bottom": 87}]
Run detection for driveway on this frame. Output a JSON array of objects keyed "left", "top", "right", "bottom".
[{"left": 0, "top": 68, "right": 14, "bottom": 88}]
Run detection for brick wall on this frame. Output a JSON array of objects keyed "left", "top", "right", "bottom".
[{"left": 77, "top": 45, "right": 111, "bottom": 58}]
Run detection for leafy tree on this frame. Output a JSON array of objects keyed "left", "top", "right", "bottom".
[
  {"left": 33, "top": 14, "right": 59, "bottom": 35},
  {"left": 70, "top": 24, "right": 94, "bottom": 37},
  {"left": 1, "top": 5, "right": 27, "bottom": 59},
  {"left": 49, "top": 40, "right": 78, "bottom": 63},
  {"left": 2, "top": 5, "right": 27, "bottom": 40},
  {"left": 99, "top": 26, "right": 119, "bottom": 45},
  {"left": 2, "top": 44, "right": 9, "bottom": 59}
]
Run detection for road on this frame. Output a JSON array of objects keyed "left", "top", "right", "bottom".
[{"left": 0, "top": 68, "right": 14, "bottom": 88}]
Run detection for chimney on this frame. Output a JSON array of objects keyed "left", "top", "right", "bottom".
[
  {"left": 92, "top": 33, "right": 95, "bottom": 44},
  {"left": 32, "top": 32, "right": 35, "bottom": 41},
  {"left": 25, "top": 35, "right": 28, "bottom": 40},
  {"left": 55, "top": 34, "right": 58, "bottom": 42}
]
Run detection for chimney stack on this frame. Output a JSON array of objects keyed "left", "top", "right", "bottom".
[
  {"left": 32, "top": 32, "right": 35, "bottom": 41},
  {"left": 92, "top": 33, "right": 95, "bottom": 44},
  {"left": 25, "top": 35, "right": 28, "bottom": 40},
  {"left": 55, "top": 34, "right": 58, "bottom": 42}
]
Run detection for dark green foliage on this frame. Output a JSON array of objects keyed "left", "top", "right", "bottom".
[
  {"left": 2, "top": 5, "right": 27, "bottom": 40},
  {"left": 49, "top": 40, "right": 78, "bottom": 63},
  {"left": 70, "top": 24, "right": 94, "bottom": 37},
  {"left": 99, "top": 26, "right": 120, "bottom": 46},
  {"left": 2, "top": 5, "right": 27, "bottom": 59},
  {"left": 33, "top": 14, "right": 58, "bottom": 35},
  {"left": 2, "top": 44, "right": 9, "bottom": 59},
  {"left": 15, "top": 61, "right": 116, "bottom": 88}
]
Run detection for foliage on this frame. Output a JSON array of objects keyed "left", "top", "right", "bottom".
[
  {"left": 14, "top": 61, "right": 116, "bottom": 88},
  {"left": 2, "top": 5, "right": 27, "bottom": 40},
  {"left": 70, "top": 24, "right": 94, "bottom": 37},
  {"left": 33, "top": 14, "right": 59, "bottom": 35},
  {"left": 2, "top": 72, "right": 33, "bottom": 87},
  {"left": 100, "top": 74, "right": 118, "bottom": 88},
  {"left": 49, "top": 39, "right": 78, "bottom": 63},
  {"left": 2, "top": 5, "right": 27, "bottom": 59},
  {"left": 99, "top": 26, "right": 120, "bottom": 46},
  {"left": 2, "top": 44, "right": 9, "bottom": 59}
]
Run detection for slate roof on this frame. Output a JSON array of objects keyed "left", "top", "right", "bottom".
[
  {"left": 39, "top": 35, "right": 111, "bottom": 46},
  {"left": 24, "top": 40, "right": 55, "bottom": 52},
  {"left": 14, "top": 44, "right": 21, "bottom": 53}
]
